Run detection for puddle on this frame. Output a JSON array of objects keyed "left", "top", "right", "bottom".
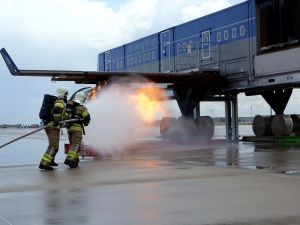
[{"left": 278, "top": 170, "right": 300, "bottom": 176}]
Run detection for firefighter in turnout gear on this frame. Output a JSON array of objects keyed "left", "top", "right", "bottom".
[
  {"left": 64, "top": 91, "right": 90, "bottom": 168},
  {"left": 39, "top": 86, "right": 68, "bottom": 170}
]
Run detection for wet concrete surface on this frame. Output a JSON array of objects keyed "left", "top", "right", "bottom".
[
  {"left": 1, "top": 139, "right": 300, "bottom": 225},
  {"left": 126, "top": 140, "right": 300, "bottom": 174}
]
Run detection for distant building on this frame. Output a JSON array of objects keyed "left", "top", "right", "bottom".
[{"left": 0, "top": 124, "right": 41, "bottom": 128}]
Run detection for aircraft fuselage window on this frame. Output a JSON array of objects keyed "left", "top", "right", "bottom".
[
  {"left": 217, "top": 32, "right": 222, "bottom": 42},
  {"left": 224, "top": 30, "right": 229, "bottom": 40},
  {"left": 232, "top": 28, "right": 237, "bottom": 38},
  {"left": 240, "top": 26, "right": 245, "bottom": 36}
]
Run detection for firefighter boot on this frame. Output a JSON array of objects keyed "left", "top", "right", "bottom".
[
  {"left": 39, "top": 164, "right": 54, "bottom": 171},
  {"left": 50, "top": 160, "right": 58, "bottom": 166},
  {"left": 75, "top": 157, "right": 80, "bottom": 166},
  {"left": 64, "top": 159, "right": 78, "bottom": 168},
  {"left": 50, "top": 149, "right": 59, "bottom": 166}
]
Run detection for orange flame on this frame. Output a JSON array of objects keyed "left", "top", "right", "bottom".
[
  {"left": 86, "top": 83, "right": 170, "bottom": 125},
  {"left": 86, "top": 86, "right": 101, "bottom": 101},
  {"left": 130, "top": 84, "right": 169, "bottom": 125}
]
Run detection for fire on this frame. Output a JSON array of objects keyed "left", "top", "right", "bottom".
[
  {"left": 86, "top": 85, "right": 101, "bottom": 101},
  {"left": 85, "top": 82, "right": 170, "bottom": 125},
  {"left": 130, "top": 84, "right": 169, "bottom": 125}
]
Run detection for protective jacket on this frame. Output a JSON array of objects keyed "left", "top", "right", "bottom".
[
  {"left": 48, "top": 98, "right": 67, "bottom": 129},
  {"left": 67, "top": 103, "right": 90, "bottom": 132}
]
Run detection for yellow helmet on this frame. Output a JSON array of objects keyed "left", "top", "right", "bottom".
[
  {"left": 74, "top": 91, "right": 86, "bottom": 104},
  {"left": 56, "top": 86, "right": 68, "bottom": 98}
]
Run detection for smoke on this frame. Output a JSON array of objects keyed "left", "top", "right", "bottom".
[{"left": 84, "top": 79, "right": 167, "bottom": 155}]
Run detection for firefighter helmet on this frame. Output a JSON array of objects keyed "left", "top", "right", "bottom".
[
  {"left": 74, "top": 91, "right": 86, "bottom": 104},
  {"left": 56, "top": 86, "right": 68, "bottom": 98}
]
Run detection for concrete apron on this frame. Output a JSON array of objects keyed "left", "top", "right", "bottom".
[{"left": 0, "top": 159, "right": 299, "bottom": 225}]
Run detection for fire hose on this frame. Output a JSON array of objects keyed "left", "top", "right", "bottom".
[{"left": 0, "top": 118, "right": 82, "bottom": 149}]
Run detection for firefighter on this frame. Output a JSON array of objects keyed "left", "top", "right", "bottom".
[
  {"left": 39, "top": 86, "right": 68, "bottom": 170},
  {"left": 64, "top": 91, "right": 90, "bottom": 168}
]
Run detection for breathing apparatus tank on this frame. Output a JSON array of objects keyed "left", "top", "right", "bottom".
[{"left": 39, "top": 94, "right": 57, "bottom": 123}]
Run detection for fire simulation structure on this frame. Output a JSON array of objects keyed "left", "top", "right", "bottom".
[{"left": 1, "top": 0, "right": 300, "bottom": 141}]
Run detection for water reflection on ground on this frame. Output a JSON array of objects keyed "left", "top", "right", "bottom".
[
  {"left": 166, "top": 141, "right": 300, "bottom": 174},
  {"left": 0, "top": 128, "right": 69, "bottom": 166},
  {"left": 1, "top": 126, "right": 300, "bottom": 175}
]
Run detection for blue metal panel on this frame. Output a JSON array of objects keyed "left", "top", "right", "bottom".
[
  {"left": 174, "top": 20, "right": 202, "bottom": 60},
  {"left": 125, "top": 34, "right": 159, "bottom": 69},
  {"left": 97, "top": 0, "right": 255, "bottom": 74},
  {"left": 174, "top": 16, "right": 213, "bottom": 43},
  {"left": 214, "top": 10, "right": 230, "bottom": 29},
  {"left": 213, "top": 2, "right": 250, "bottom": 44},
  {"left": 98, "top": 53, "right": 104, "bottom": 71},
  {"left": 110, "top": 45, "right": 125, "bottom": 71},
  {"left": 249, "top": 0, "right": 256, "bottom": 36},
  {"left": 160, "top": 29, "right": 174, "bottom": 72},
  {"left": 213, "top": 1, "right": 249, "bottom": 27},
  {"left": 201, "top": 30, "right": 211, "bottom": 58},
  {"left": 104, "top": 51, "right": 111, "bottom": 71},
  {"left": 173, "top": 2, "right": 252, "bottom": 57},
  {"left": 228, "top": 3, "right": 248, "bottom": 23},
  {"left": 175, "top": 20, "right": 200, "bottom": 42}
]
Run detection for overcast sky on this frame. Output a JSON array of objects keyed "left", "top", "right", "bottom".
[{"left": 1, "top": 0, "right": 300, "bottom": 124}]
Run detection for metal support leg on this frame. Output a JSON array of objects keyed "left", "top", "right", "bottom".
[
  {"left": 195, "top": 103, "right": 200, "bottom": 120},
  {"left": 232, "top": 95, "right": 239, "bottom": 142},
  {"left": 173, "top": 88, "right": 207, "bottom": 118},
  {"left": 250, "top": 88, "right": 293, "bottom": 115},
  {"left": 225, "top": 100, "right": 232, "bottom": 142}
]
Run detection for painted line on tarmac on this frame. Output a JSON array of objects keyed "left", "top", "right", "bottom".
[{"left": 0, "top": 215, "right": 13, "bottom": 225}]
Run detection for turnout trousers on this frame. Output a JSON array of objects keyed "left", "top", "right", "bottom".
[
  {"left": 65, "top": 130, "right": 82, "bottom": 167},
  {"left": 40, "top": 127, "right": 60, "bottom": 167}
]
